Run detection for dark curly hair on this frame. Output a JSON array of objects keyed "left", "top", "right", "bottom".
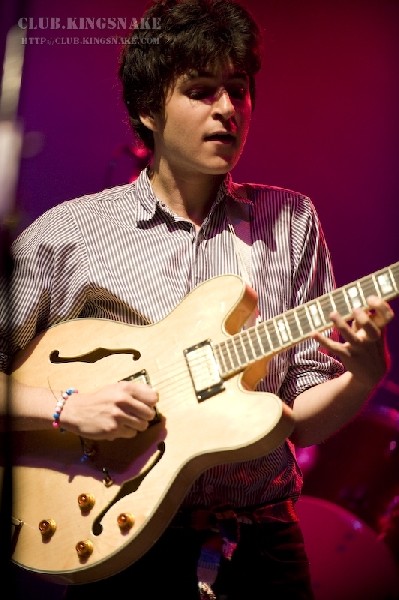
[{"left": 119, "top": 0, "right": 262, "bottom": 151}]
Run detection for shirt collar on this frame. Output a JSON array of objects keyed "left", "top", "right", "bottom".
[
  {"left": 134, "top": 167, "right": 159, "bottom": 219},
  {"left": 134, "top": 167, "right": 252, "bottom": 222}
]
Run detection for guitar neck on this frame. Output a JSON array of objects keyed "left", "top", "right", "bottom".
[{"left": 215, "top": 261, "right": 399, "bottom": 378}]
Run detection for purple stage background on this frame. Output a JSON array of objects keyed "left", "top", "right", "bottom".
[{"left": 1, "top": 2, "right": 399, "bottom": 598}]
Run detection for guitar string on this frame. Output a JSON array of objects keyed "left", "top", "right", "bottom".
[{"left": 145, "top": 289, "right": 345, "bottom": 402}]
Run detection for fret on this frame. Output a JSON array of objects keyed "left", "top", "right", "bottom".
[
  {"left": 330, "top": 288, "right": 349, "bottom": 317},
  {"left": 275, "top": 316, "right": 291, "bottom": 344},
  {"left": 213, "top": 344, "right": 227, "bottom": 374},
  {"left": 342, "top": 288, "right": 353, "bottom": 313},
  {"left": 297, "top": 305, "right": 313, "bottom": 335},
  {"left": 296, "top": 306, "right": 311, "bottom": 335},
  {"left": 248, "top": 327, "right": 263, "bottom": 357},
  {"left": 258, "top": 321, "right": 274, "bottom": 352},
  {"left": 270, "top": 319, "right": 283, "bottom": 346},
  {"left": 361, "top": 276, "right": 378, "bottom": 299},
  {"left": 266, "top": 320, "right": 281, "bottom": 349},
  {"left": 240, "top": 329, "right": 256, "bottom": 362},
  {"left": 214, "top": 344, "right": 229, "bottom": 373},
  {"left": 355, "top": 281, "right": 366, "bottom": 305},
  {"left": 318, "top": 293, "right": 336, "bottom": 322},
  {"left": 254, "top": 325, "right": 271, "bottom": 356},
  {"left": 218, "top": 340, "right": 233, "bottom": 373},
  {"left": 327, "top": 291, "right": 337, "bottom": 313},
  {"left": 344, "top": 282, "right": 364, "bottom": 310},
  {"left": 233, "top": 335, "right": 246, "bottom": 366},
  {"left": 387, "top": 268, "right": 398, "bottom": 294},
  {"left": 374, "top": 270, "right": 395, "bottom": 297},
  {"left": 225, "top": 337, "right": 241, "bottom": 370},
  {"left": 305, "top": 301, "right": 324, "bottom": 329},
  {"left": 287, "top": 309, "right": 302, "bottom": 341}
]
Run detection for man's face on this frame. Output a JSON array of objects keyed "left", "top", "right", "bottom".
[{"left": 148, "top": 66, "right": 253, "bottom": 176}]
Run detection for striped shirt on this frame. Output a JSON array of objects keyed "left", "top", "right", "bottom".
[{"left": 0, "top": 168, "right": 344, "bottom": 508}]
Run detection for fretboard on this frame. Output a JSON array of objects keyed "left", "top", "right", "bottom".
[{"left": 214, "top": 261, "right": 399, "bottom": 378}]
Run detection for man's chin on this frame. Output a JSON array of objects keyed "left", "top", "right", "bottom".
[{"left": 203, "top": 157, "right": 239, "bottom": 175}]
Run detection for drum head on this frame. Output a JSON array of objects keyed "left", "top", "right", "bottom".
[
  {"left": 299, "top": 407, "right": 399, "bottom": 533},
  {"left": 296, "top": 496, "right": 399, "bottom": 600}
]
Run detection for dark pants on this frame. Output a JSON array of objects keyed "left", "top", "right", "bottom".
[{"left": 63, "top": 520, "right": 315, "bottom": 600}]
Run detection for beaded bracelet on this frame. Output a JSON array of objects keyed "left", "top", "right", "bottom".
[{"left": 52, "top": 387, "right": 78, "bottom": 431}]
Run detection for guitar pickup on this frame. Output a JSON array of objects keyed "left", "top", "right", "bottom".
[{"left": 184, "top": 340, "right": 224, "bottom": 402}]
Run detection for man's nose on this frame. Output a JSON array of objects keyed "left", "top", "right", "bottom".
[{"left": 213, "top": 89, "right": 235, "bottom": 118}]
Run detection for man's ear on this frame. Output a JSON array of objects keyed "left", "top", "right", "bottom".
[{"left": 139, "top": 113, "right": 157, "bottom": 132}]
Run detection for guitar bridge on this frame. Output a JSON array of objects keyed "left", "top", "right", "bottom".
[
  {"left": 121, "top": 370, "right": 162, "bottom": 424},
  {"left": 122, "top": 369, "right": 149, "bottom": 385},
  {"left": 184, "top": 340, "right": 224, "bottom": 402}
]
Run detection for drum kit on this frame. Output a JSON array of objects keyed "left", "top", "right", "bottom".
[
  {"left": 199, "top": 392, "right": 399, "bottom": 599},
  {"left": 296, "top": 387, "right": 399, "bottom": 600}
]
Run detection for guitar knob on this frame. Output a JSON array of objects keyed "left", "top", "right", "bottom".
[
  {"left": 77, "top": 493, "right": 95, "bottom": 511},
  {"left": 38, "top": 519, "right": 57, "bottom": 538},
  {"left": 75, "top": 540, "right": 94, "bottom": 559},
  {"left": 117, "top": 512, "right": 135, "bottom": 531}
]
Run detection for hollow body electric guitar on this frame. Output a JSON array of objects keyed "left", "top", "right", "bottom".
[{"left": 6, "top": 264, "right": 399, "bottom": 585}]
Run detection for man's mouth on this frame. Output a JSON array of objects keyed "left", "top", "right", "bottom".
[{"left": 204, "top": 132, "right": 236, "bottom": 143}]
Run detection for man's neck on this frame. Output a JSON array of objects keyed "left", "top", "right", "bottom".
[{"left": 148, "top": 166, "right": 226, "bottom": 227}]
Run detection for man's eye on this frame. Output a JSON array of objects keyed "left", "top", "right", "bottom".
[
  {"left": 187, "top": 88, "right": 213, "bottom": 100},
  {"left": 186, "top": 85, "right": 248, "bottom": 101},
  {"left": 228, "top": 85, "right": 248, "bottom": 99}
]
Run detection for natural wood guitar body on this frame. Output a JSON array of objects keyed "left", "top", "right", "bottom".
[{"left": 7, "top": 275, "right": 295, "bottom": 584}]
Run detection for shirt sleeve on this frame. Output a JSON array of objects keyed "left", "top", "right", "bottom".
[
  {"left": 278, "top": 195, "right": 345, "bottom": 406},
  {"left": 0, "top": 203, "right": 87, "bottom": 373}
]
